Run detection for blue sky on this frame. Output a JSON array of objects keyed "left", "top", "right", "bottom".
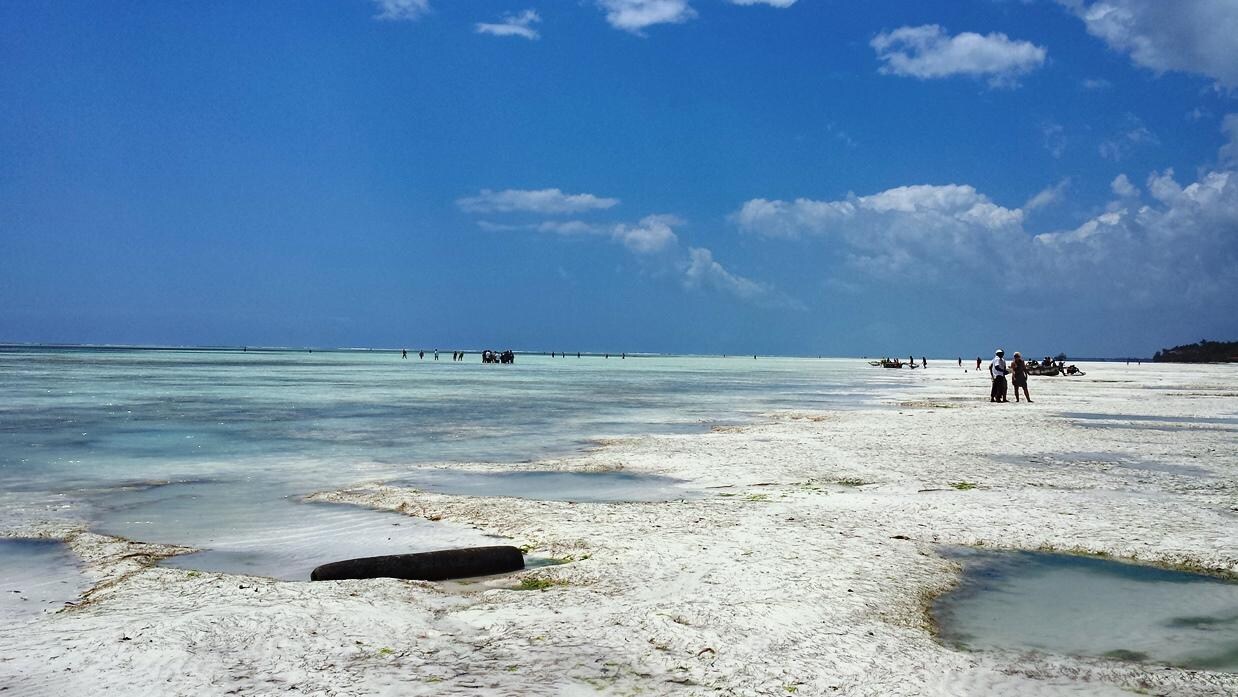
[{"left": 2, "top": 0, "right": 1236, "bottom": 356}]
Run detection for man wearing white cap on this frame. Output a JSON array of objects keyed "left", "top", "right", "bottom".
[{"left": 989, "top": 349, "right": 1008, "bottom": 402}]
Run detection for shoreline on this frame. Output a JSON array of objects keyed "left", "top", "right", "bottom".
[{"left": 2, "top": 366, "right": 1237, "bottom": 695}]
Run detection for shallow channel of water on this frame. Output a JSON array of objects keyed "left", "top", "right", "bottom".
[
  {"left": 391, "top": 468, "right": 695, "bottom": 503},
  {"left": 88, "top": 481, "right": 498, "bottom": 581},
  {"left": 0, "top": 538, "right": 91, "bottom": 623}
]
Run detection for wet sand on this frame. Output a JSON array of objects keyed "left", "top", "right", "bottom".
[{"left": 2, "top": 362, "right": 1236, "bottom": 695}]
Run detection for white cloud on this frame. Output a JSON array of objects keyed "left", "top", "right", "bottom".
[
  {"left": 457, "top": 188, "right": 620, "bottom": 215},
  {"left": 683, "top": 247, "right": 769, "bottom": 299},
  {"left": 476, "top": 9, "right": 541, "bottom": 40},
  {"left": 598, "top": 0, "right": 697, "bottom": 34},
  {"left": 735, "top": 167, "right": 1238, "bottom": 306},
  {"left": 1058, "top": 0, "right": 1238, "bottom": 87},
  {"left": 611, "top": 214, "right": 681, "bottom": 254},
  {"left": 728, "top": 0, "right": 797, "bottom": 6},
  {"left": 735, "top": 184, "right": 1025, "bottom": 281},
  {"left": 737, "top": 184, "right": 1023, "bottom": 238},
  {"left": 1145, "top": 168, "right": 1182, "bottom": 204},
  {"left": 1111, "top": 173, "right": 1139, "bottom": 197},
  {"left": 372, "top": 0, "right": 430, "bottom": 21},
  {"left": 1082, "top": 77, "right": 1113, "bottom": 90},
  {"left": 1025, "top": 179, "right": 1071, "bottom": 211},
  {"left": 870, "top": 24, "right": 1046, "bottom": 86},
  {"left": 1033, "top": 168, "right": 1238, "bottom": 302}
]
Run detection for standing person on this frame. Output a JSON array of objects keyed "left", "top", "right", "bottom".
[
  {"left": 957, "top": 357, "right": 962, "bottom": 367},
  {"left": 989, "top": 349, "right": 1008, "bottom": 403},
  {"left": 402, "top": 349, "right": 407, "bottom": 359},
  {"left": 921, "top": 356, "right": 927, "bottom": 368},
  {"left": 1010, "top": 352, "right": 1032, "bottom": 402},
  {"left": 976, "top": 356, "right": 982, "bottom": 370},
  {"left": 434, "top": 349, "right": 439, "bottom": 361}
]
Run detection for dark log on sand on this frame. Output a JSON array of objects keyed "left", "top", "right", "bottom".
[{"left": 310, "top": 545, "right": 524, "bottom": 582}]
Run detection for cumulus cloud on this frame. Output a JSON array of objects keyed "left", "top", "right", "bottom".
[
  {"left": 476, "top": 9, "right": 541, "bottom": 40},
  {"left": 372, "top": 0, "right": 430, "bottom": 21},
  {"left": 457, "top": 188, "right": 620, "bottom": 215},
  {"left": 1058, "top": 0, "right": 1238, "bottom": 87},
  {"left": 736, "top": 184, "right": 1023, "bottom": 238},
  {"left": 870, "top": 24, "right": 1047, "bottom": 86},
  {"left": 1033, "top": 168, "right": 1238, "bottom": 301},
  {"left": 1111, "top": 173, "right": 1139, "bottom": 197},
  {"left": 736, "top": 167, "right": 1238, "bottom": 306},
  {"left": 598, "top": 0, "right": 697, "bottom": 34},
  {"left": 683, "top": 247, "right": 770, "bottom": 300},
  {"left": 735, "top": 184, "right": 1025, "bottom": 280},
  {"left": 612, "top": 214, "right": 681, "bottom": 254}
]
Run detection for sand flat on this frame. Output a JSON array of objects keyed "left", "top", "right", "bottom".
[{"left": 1, "top": 363, "right": 1236, "bottom": 695}]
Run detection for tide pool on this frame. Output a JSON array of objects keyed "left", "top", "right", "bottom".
[{"left": 934, "top": 549, "right": 1238, "bottom": 672}]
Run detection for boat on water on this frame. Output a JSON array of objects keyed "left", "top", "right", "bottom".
[
  {"left": 871, "top": 358, "right": 906, "bottom": 368},
  {"left": 1026, "top": 358, "right": 1086, "bottom": 376}
]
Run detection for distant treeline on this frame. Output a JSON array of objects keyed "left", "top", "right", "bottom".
[{"left": 1152, "top": 340, "right": 1238, "bottom": 363}]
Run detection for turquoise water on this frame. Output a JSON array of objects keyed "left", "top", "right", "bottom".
[
  {"left": 935, "top": 549, "right": 1238, "bottom": 673},
  {"left": 0, "top": 348, "right": 891, "bottom": 577},
  {"left": 392, "top": 469, "right": 696, "bottom": 503}
]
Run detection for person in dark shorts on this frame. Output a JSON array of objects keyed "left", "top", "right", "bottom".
[
  {"left": 1010, "top": 352, "right": 1032, "bottom": 402},
  {"left": 989, "top": 349, "right": 1008, "bottom": 402}
]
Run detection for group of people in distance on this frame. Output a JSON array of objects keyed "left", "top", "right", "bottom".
[
  {"left": 481, "top": 350, "right": 515, "bottom": 364},
  {"left": 988, "top": 348, "right": 1032, "bottom": 403},
  {"left": 399, "top": 349, "right": 468, "bottom": 361}
]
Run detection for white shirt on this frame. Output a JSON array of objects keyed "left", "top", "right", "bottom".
[{"left": 990, "top": 356, "right": 1007, "bottom": 377}]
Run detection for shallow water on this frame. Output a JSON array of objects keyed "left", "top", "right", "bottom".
[
  {"left": 392, "top": 469, "right": 694, "bottom": 503},
  {"left": 0, "top": 539, "right": 90, "bottom": 623},
  {"left": 0, "top": 348, "right": 895, "bottom": 577},
  {"left": 935, "top": 549, "right": 1238, "bottom": 672},
  {"left": 88, "top": 481, "right": 497, "bottom": 581}
]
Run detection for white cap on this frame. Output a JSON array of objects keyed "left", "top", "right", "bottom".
[{"left": 995, "top": 348, "right": 1004, "bottom": 355}]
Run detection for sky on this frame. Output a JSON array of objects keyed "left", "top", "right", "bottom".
[{"left": 2, "top": 0, "right": 1237, "bottom": 357}]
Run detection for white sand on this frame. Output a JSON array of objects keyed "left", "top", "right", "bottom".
[{"left": 2, "top": 362, "right": 1236, "bottom": 696}]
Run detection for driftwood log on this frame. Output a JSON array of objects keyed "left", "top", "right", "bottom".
[{"left": 310, "top": 545, "right": 524, "bottom": 582}]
